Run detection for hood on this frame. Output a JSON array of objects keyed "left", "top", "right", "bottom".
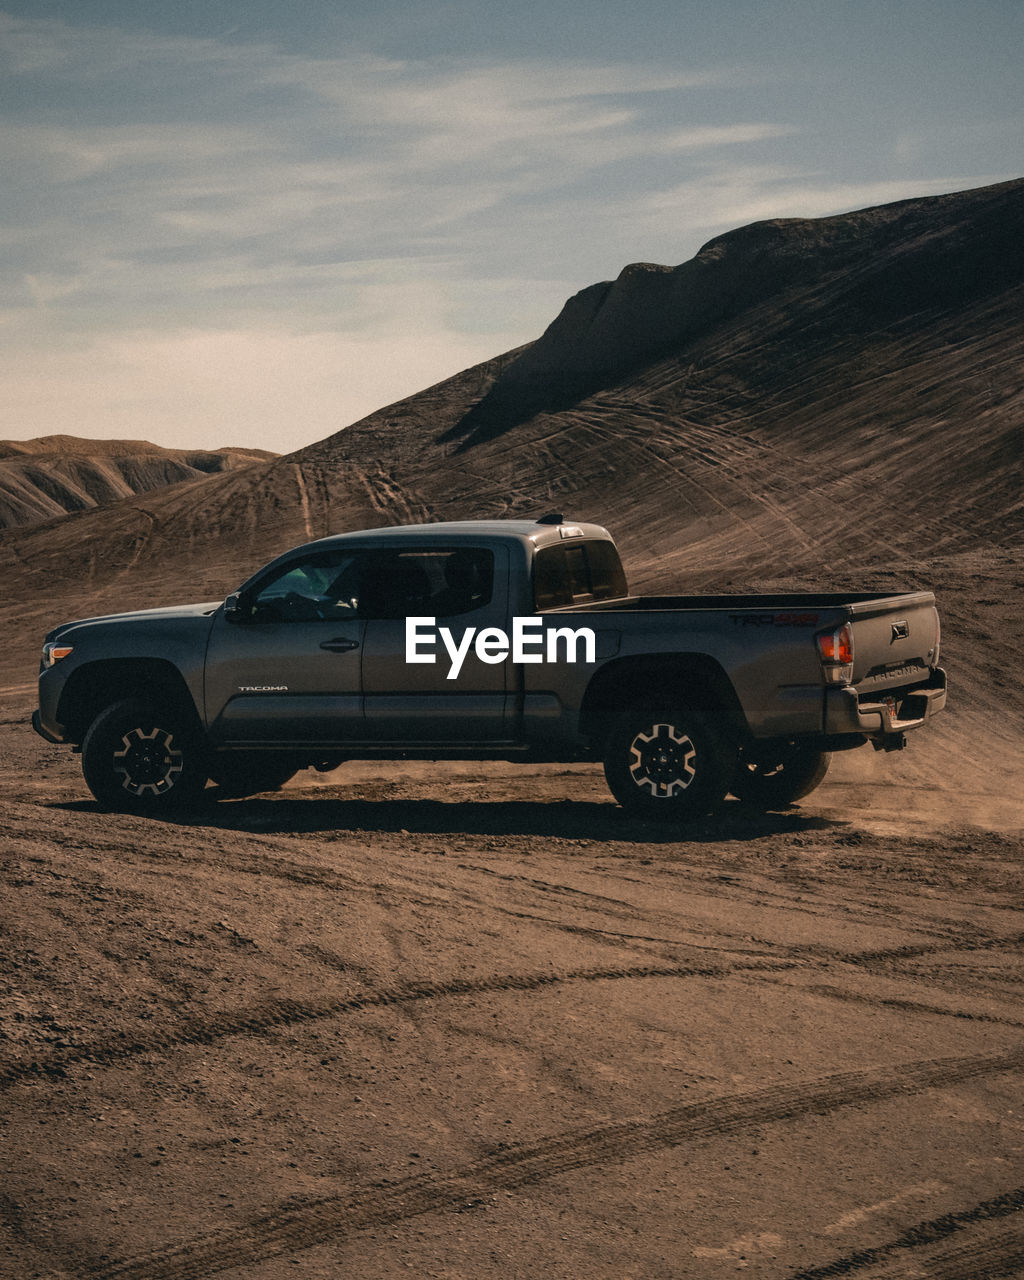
[{"left": 47, "top": 600, "right": 222, "bottom": 642}]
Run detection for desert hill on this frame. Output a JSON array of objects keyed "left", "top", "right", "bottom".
[
  {"left": 1, "top": 178, "right": 1021, "bottom": 741},
  {"left": 448, "top": 176, "right": 1022, "bottom": 440},
  {"left": 0, "top": 435, "right": 277, "bottom": 531}
]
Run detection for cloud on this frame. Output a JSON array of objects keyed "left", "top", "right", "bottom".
[
  {"left": 4, "top": 11, "right": 1005, "bottom": 451},
  {"left": 0, "top": 16, "right": 784, "bottom": 262},
  {"left": 1, "top": 14, "right": 802, "bottom": 395}
]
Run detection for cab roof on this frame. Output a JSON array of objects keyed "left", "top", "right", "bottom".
[{"left": 299, "top": 517, "right": 614, "bottom": 553}]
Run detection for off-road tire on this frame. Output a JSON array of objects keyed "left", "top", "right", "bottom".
[
  {"left": 603, "top": 703, "right": 733, "bottom": 820},
  {"left": 208, "top": 753, "right": 298, "bottom": 798},
  {"left": 730, "top": 742, "right": 831, "bottom": 809},
  {"left": 81, "top": 698, "right": 207, "bottom": 814}
]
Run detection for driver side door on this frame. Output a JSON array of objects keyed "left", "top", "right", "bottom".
[{"left": 204, "top": 549, "right": 367, "bottom": 745}]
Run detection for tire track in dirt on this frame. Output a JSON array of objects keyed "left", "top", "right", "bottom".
[
  {"left": 796, "top": 932, "right": 1024, "bottom": 1000},
  {"left": 292, "top": 463, "right": 313, "bottom": 540},
  {"left": 920, "top": 1227, "right": 1024, "bottom": 1280},
  {"left": 72, "top": 1050, "right": 1024, "bottom": 1280},
  {"left": 438, "top": 860, "right": 1005, "bottom": 966},
  {"left": 789, "top": 1186, "right": 1024, "bottom": 1279},
  {"left": 9, "top": 818, "right": 1023, "bottom": 983},
  {"left": 719, "top": 928, "right": 1024, "bottom": 971},
  {"left": 0, "top": 957, "right": 798, "bottom": 1090},
  {"left": 824, "top": 933, "right": 1024, "bottom": 967},
  {"left": 754, "top": 978, "right": 1024, "bottom": 1031},
  {"left": 682, "top": 873, "right": 994, "bottom": 948},
  {"left": 118, "top": 506, "right": 159, "bottom": 577},
  {"left": 3, "top": 820, "right": 380, "bottom": 900}
]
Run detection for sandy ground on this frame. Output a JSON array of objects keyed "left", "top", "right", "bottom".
[{"left": 2, "top": 677, "right": 1022, "bottom": 1280}]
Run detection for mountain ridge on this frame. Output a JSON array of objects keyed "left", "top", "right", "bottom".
[
  {"left": 0, "top": 436, "right": 278, "bottom": 531},
  {"left": 444, "top": 177, "right": 1024, "bottom": 443}
]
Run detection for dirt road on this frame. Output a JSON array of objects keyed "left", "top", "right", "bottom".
[{"left": 2, "top": 680, "right": 1023, "bottom": 1280}]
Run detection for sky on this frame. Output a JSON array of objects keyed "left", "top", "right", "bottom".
[{"left": 2, "top": 1, "right": 1021, "bottom": 454}]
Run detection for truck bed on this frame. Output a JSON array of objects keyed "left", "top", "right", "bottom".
[{"left": 560, "top": 590, "right": 935, "bottom": 615}]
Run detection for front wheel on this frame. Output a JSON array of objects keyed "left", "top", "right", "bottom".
[
  {"left": 81, "top": 698, "right": 207, "bottom": 814},
  {"left": 603, "top": 703, "right": 734, "bottom": 820},
  {"left": 730, "top": 742, "right": 831, "bottom": 809}
]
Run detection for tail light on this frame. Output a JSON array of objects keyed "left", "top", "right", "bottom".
[{"left": 817, "top": 622, "right": 854, "bottom": 685}]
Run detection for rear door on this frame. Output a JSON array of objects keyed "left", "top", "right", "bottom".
[{"left": 358, "top": 543, "right": 513, "bottom": 741}]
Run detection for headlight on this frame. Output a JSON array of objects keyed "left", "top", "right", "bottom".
[{"left": 41, "top": 641, "right": 74, "bottom": 669}]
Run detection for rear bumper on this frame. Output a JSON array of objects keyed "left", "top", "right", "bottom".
[{"left": 824, "top": 668, "right": 947, "bottom": 738}]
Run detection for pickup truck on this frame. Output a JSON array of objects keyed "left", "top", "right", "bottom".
[{"left": 34, "top": 515, "right": 947, "bottom": 819}]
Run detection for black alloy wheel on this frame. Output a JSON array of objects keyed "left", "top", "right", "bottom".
[
  {"left": 603, "top": 703, "right": 733, "bottom": 820},
  {"left": 81, "top": 698, "right": 207, "bottom": 813}
]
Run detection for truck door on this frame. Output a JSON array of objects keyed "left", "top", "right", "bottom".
[
  {"left": 358, "top": 544, "right": 512, "bottom": 741},
  {"left": 204, "top": 548, "right": 367, "bottom": 745}
]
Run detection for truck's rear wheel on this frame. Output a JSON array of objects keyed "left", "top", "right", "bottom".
[
  {"left": 81, "top": 698, "right": 207, "bottom": 814},
  {"left": 603, "top": 703, "right": 733, "bottom": 820},
  {"left": 730, "top": 742, "right": 831, "bottom": 809}
]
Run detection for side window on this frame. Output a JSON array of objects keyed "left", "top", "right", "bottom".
[
  {"left": 533, "top": 541, "right": 627, "bottom": 609},
  {"left": 358, "top": 548, "right": 494, "bottom": 620},
  {"left": 247, "top": 545, "right": 497, "bottom": 623},
  {"left": 429, "top": 548, "right": 494, "bottom": 618},
  {"left": 585, "top": 540, "right": 629, "bottom": 600},
  {"left": 250, "top": 551, "right": 362, "bottom": 623}
]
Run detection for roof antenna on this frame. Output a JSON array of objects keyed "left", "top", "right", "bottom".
[{"left": 536, "top": 512, "right": 564, "bottom": 524}]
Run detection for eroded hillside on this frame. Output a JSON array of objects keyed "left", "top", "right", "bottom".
[{"left": 0, "top": 436, "right": 276, "bottom": 531}]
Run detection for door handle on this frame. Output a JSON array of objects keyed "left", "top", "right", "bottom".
[{"left": 319, "top": 637, "right": 360, "bottom": 653}]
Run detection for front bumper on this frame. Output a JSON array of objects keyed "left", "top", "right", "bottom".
[
  {"left": 32, "top": 707, "right": 65, "bottom": 744},
  {"left": 824, "top": 668, "right": 947, "bottom": 738}
]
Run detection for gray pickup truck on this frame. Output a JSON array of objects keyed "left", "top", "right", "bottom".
[{"left": 34, "top": 516, "right": 946, "bottom": 818}]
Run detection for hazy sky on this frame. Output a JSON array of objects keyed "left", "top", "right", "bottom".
[{"left": 2, "top": 1, "right": 1021, "bottom": 453}]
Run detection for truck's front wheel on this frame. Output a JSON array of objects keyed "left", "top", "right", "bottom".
[
  {"left": 81, "top": 698, "right": 207, "bottom": 814},
  {"left": 603, "top": 703, "right": 733, "bottom": 820},
  {"left": 730, "top": 742, "right": 831, "bottom": 809}
]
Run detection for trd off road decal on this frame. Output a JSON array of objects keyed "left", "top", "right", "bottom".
[{"left": 728, "top": 612, "right": 820, "bottom": 628}]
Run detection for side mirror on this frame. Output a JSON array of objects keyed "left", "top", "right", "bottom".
[{"left": 223, "top": 592, "right": 250, "bottom": 624}]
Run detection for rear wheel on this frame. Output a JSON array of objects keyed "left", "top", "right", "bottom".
[
  {"left": 81, "top": 698, "right": 207, "bottom": 814},
  {"left": 208, "top": 753, "right": 298, "bottom": 798},
  {"left": 730, "top": 742, "right": 831, "bottom": 809},
  {"left": 603, "top": 703, "right": 733, "bottom": 820}
]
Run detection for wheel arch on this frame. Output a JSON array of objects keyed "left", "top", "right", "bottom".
[
  {"left": 579, "top": 654, "right": 748, "bottom": 748},
  {"left": 57, "top": 659, "right": 202, "bottom": 745}
]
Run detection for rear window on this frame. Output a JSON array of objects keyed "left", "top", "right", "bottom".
[{"left": 533, "top": 540, "right": 628, "bottom": 609}]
